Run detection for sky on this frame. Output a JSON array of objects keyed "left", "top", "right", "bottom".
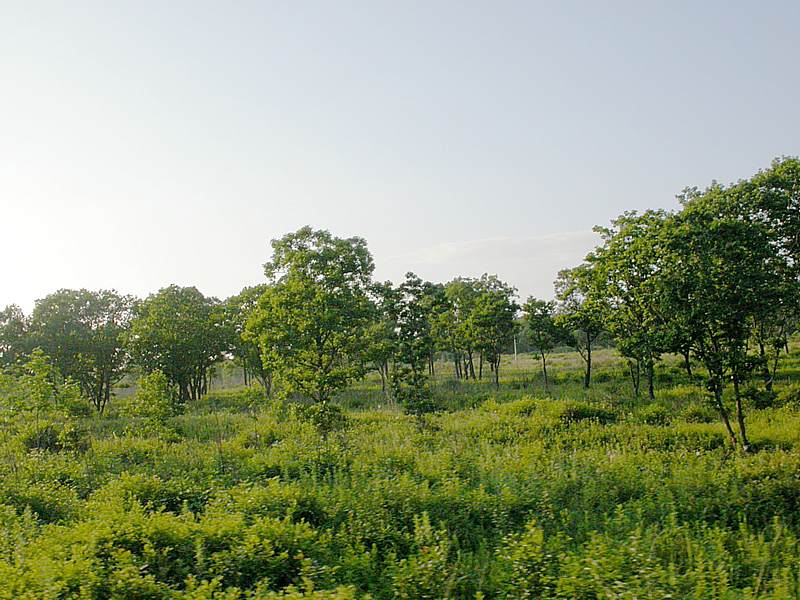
[{"left": 1, "top": 1, "right": 799, "bottom": 311}]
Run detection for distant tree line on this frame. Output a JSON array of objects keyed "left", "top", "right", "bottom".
[{"left": 1, "top": 157, "right": 798, "bottom": 451}]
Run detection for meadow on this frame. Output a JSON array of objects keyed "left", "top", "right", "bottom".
[{"left": 2, "top": 347, "right": 800, "bottom": 599}]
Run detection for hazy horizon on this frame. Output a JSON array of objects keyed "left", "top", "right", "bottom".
[{"left": 2, "top": 1, "right": 798, "bottom": 311}]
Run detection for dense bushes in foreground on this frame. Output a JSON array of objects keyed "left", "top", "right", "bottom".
[{"left": 1, "top": 384, "right": 800, "bottom": 598}]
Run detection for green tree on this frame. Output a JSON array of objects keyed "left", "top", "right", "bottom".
[
  {"left": 590, "top": 210, "right": 669, "bottom": 398},
  {"left": 471, "top": 275, "right": 518, "bottom": 389},
  {"left": 442, "top": 278, "right": 482, "bottom": 380},
  {"left": 555, "top": 266, "right": 605, "bottom": 389},
  {"left": 28, "top": 289, "right": 136, "bottom": 414},
  {"left": 128, "top": 286, "right": 227, "bottom": 404},
  {"left": 522, "top": 298, "right": 566, "bottom": 393},
  {"left": 364, "top": 281, "right": 399, "bottom": 396},
  {"left": 224, "top": 284, "right": 273, "bottom": 397},
  {"left": 0, "top": 305, "right": 28, "bottom": 367},
  {"left": 246, "top": 227, "right": 375, "bottom": 403},
  {"left": 657, "top": 183, "right": 786, "bottom": 452},
  {"left": 742, "top": 157, "right": 800, "bottom": 390},
  {"left": 388, "top": 273, "right": 440, "bottom": 413}
]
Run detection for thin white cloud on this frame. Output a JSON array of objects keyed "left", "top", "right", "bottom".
[{"left": 375, "top": 230, "right": 601, "bottom": 300}]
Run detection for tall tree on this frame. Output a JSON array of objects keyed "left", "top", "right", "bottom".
[
  {"left": 0, "top": 304, "right": 28, "bottom": 367},
  {"left": 388, "top": 273, "right": 439, "bottom": 413},
  {"left": 364, "top": 281, "right": 399, "bottom": 396},
  {"left": 471, "top": 275, "right": 518, "bottom": 389},
  {"left": 224, "top": 285, "right": 273, "bottom": 397},
  {"left": 28, "top": 289, "right": 136, "bottom": 414},
  {"left": 590, "top": 210, "right": 669, "bottom": 398},
  {"left": 443, "top": 278, "right": 482, "bottom": 380},
  {"left": 555, "top": 266, "right": 605, "bottom": 389},
  {"left": 246, "top": 227, "right": 375, "bottom": 404},
  {"left": 657, "top": 183, "right": 786, "bottom": 452},
  {"left": 522, "top": 298, "right": 566, "bottom": 394},
  {"left": 128, "top": 286, "right": 227, "bottom": 404}
]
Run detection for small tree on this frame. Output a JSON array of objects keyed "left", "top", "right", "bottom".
[
  {"left": 522, "top": 298, "right": 566, "bottom": 394},
  {"left": 657, "top": 183, "right": 786, "bottom": 452},
  {"left": 590, "top": 210, "right": 669, "bottom": 398},
  {"left": 124, "top": 370, "right": 181, "bottom": 424},
  {"left": 554, "top": 266, "right": 605, "bottom": 389},
  {"left": 388, "top": 273, "right": 438, "bottom": 414},
  {"left": 471, "top": 275, "right": 518, "bottom": 389},
  {"left": 224, "top": 285, "right": 273, "bottom": 397},
  {"left": 128, "top": 286, "right": 227, "bottom": 404},
  {"left": 0, "top": 305, "right": 28, "bottom": 367},
  {"left": 246, "top": 227, "right": 375, "bottom": 403},
  {"left": 28, "top": 289, "right": 136, "bottom": 414}
]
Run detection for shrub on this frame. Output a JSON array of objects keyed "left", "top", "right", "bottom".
[
  {"left": 776, "top": 383, "right": 800, "bottom": 409},
  {"left": 18, "top": 422, "right": 89, "bottom": 453},
  {"left": 125, "top": 370, "right": 183, "bottom": 422},
  {"left": 291, "top": 402, "right": 348, "bottom": 436},
  {"left": 391, "top": 513, "right": 453, "bottom": 599},
  {"left": 681, "top": 402, "right": 716, "bottom": 423},
  {"left": 638, "top": 403, "right": 671, "bottom": 426},
  {"left": 559, "top": 401, "right": 616, "bottom": 425}
]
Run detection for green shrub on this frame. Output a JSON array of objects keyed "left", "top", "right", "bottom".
[
  {"left": 638, "top": 403, "right": 671, "bottom": 426},
  {"left": 291, "top": 402, "right": 348, "bottom": 436},
  {"left": 18, "top": 421, "right": 89, "bottom": 453},
  {"left": 681, "top": 402, "right": 716, "bottom": 423},
  {"left": 777, "top": 383, "right": 800, "bottom": 408},
  {"left": 125, "top": 370, "right": 183, "bottom": 422},
  {"left": 558, "top": 401, "right": 616, "bottom": 425},
  {"left": 391, "top": 513, "right": 453, "bottom": 599}
]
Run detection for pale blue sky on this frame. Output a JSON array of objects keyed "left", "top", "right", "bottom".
[{"left": 2, "top": 1, "right": 798, "bottom": 310}]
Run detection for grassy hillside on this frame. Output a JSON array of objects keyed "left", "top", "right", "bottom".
[{"left": 2, "top": 348, "right": 800, "bottom": 598}]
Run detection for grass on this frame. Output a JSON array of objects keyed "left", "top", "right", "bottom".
[{"left": 1, "top": 345, "right": 800, "bottom": 597}]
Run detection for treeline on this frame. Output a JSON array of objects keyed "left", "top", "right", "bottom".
[{"left": 1, "top": 157, "right": 798, "bottom": 451}]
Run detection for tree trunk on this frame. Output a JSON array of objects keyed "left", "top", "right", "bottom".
[
  {"left": 379, "top": 363, "right": 387, "bottom": 395},
  {"left": 494, "top": 358, "right": 500, "bottom": 389},
  {"left": 682, "top": 350, "right": 693, "bottom": 380},
  {"left": 712, "top": 380, "right": 739, "bottom": 450},
  {"left": 629, "top": 360, "right": 640, "bottom": 397},
  {"left": 468, "top": 352, "right": 476, "bottom": 379},
  {"left": 541, "top": 351, "right": 549, "bottom": 394},
  {"left": 583, "top": 338, "right": 592, "bottom": 389},
  {"left": 478, "top": 353, "right": 483, "bottom": 380},
  {"left": 758, "top": 340, "right": 773, "bottom": 392},
  {"left": 647, "top": 361, "right": 655, "bottom": 400},
  {"left": 733, "top": 377, "right": 750, "bottom": 452}
]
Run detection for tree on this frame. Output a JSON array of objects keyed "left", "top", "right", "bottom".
[
  {"left": 388, "top": 273, "right": 439, "bottom": 413},
  {"left": 590, "top": 210, "right": 669, "bottom": 398},
  {"left": 128, "top": 286, "right": 227, "bottom": 404},
  {"left": 224, "top": 285, "right": 273, "bottom": 397},
  {"left": 554, "top": 266, "right": 605, "bottom": 389},
  {"left": 364, "top": 281, "right": 399, "bottom": 396},
  {"left": 522, "top": 298, "right": 566, "bottom": 393},
  {"left": 0, "top": 305, "right": 28, "bottom": 367},
  {"left": 471, "top": 275, "right": 518, "bottom": 389},
  {"left": 442, "top": 278, "right": 482, "bottom": 379},
  {"left": 657, "top": 183, "right": 786, "bottom": 452},
  {"left": 246, "top": 227, "right": 375, "bottom": 403},
  {"left": 27, "top": 289, "right": 136, "bottom": 414},
  {"left": 742, "top": 158, "right": 800, "bottom": 390}
]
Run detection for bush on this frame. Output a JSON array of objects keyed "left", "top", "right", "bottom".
[
  {"left": 19, "top": 422, "right": 89, "bottom": 453},
  {"left": 638, "top": 403, "right": 671, "bottom": 426},
  {"left": 743, "top": 386, "right": 778, "bottom": 409},
  {"left": 681, "top": 402, "right": 716, "bottom": 423},
  {"left": 777, "top": 383, "right": 800, "bottom": 409},
  {"left": 558, "top": 401, "right": 616, "bottom": 425},
  {"left": 291, "top": 402, "right": 348, "bottom": 436},
  {"left": 125, "top": 370, "right": 183, "bottom": 422}
]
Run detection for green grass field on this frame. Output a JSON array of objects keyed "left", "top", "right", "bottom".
[{"left": 2, "top": 347, "right": 800, "bottom": 598}]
